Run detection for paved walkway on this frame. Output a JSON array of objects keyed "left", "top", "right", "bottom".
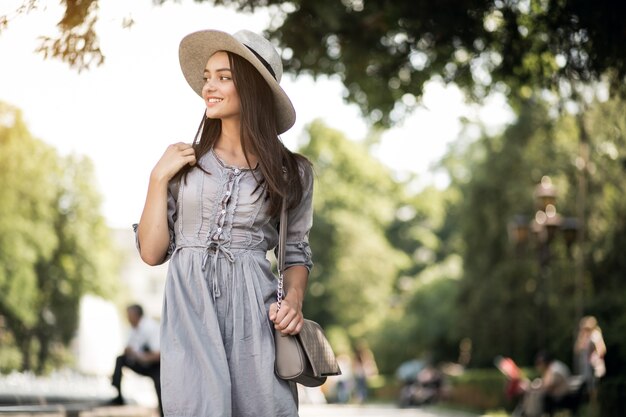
[
  {"left": 0, "top": 372, "right": 482, "bottom": 417},
  {"left": 299, "top": 404, "right": 480, "bottom": 417},
  {"left": 0, "top": 402, "right": 480, "bottom": 417}
]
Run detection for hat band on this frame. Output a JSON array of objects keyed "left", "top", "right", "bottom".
[{"left": 244, "top": 45, "right": 277, "bottom": 80}]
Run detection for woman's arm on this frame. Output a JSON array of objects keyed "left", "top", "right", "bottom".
[
  {"left": 137, "top": 143, "right": 196, "bottom": 265},
  {"left": 591, "top": 329, "right": 607, "bottom": 357},
  {"left": 269, "top": 160, "right": 314, "bottom": 335}
]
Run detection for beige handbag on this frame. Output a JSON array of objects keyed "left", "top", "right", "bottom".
[{"left": 274, "top": 199, "right": 341, "bottom": 387}]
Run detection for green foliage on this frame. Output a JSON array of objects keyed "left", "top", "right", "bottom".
[
  {"left": 445, "top": 95, "right": 626, "bottom": 396},
  {"left": 446, "top": 368, "right": 509, "bottom": 412},
  {"left": 299, "top": 120, "right": 407, "bottom": 339},
  {"left": 217, "top": 0, "right": 626, "bottom": 124},
  {"left": 583, "top": 98, "right": 626, "bottom": 383},
  {"left": 598, "top": 376, "right": 626, "bottom": 416},
  {"left": 0, "top": 102, "right": 118, "bottom": 372},
  {"left": 298, "top": 120, "right": 469, "bottom": 374},
  {"left": 6, "top": 1, "right": 626, "bottom": 123},
  {"left": 0, "top": 104, "right": 58, "bottom": 328},
  {"left": 369, "top": 182, "right": 465, "bottom": 374},
  {"left": 371, "top": 265, "right": 461, "bottom": 375},
  {"left": 387, "top": 186, "right": 462, "bottom": 277},
  {"left": 446, "top": 99, "right": 581, "bottom": 366},
  {"left": 0, "top": 326, "right": 21, "bottom": 373}
]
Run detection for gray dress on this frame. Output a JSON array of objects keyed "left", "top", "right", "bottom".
[{"left": 152, "top": 149, "right": 313, "bottom": 417}]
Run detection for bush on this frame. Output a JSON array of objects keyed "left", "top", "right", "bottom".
[
  {"left": 598, "top": 377, "right": 626, "bottom": 417},
  {"left": 445, "top": 369, "right": 510, "bottom": 412},
  {"left": 369, "top": 368, "right": 512, "bottom": 411},
  {"left": 0, "top": 345, "right": 21, "bottom": 374}
]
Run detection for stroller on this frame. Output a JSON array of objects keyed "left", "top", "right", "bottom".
[
  {"left": 495, "top": 356, "right": 526, "bottom": 403},
  {"left": 397, "top": 360, "right": 443, "bottom": 407}
]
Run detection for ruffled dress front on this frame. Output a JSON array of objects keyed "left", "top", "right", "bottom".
[{"left": 151, "top": 149, "right": 313, "bottom": 417}]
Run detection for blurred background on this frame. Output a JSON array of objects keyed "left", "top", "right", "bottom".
[{"left": 1, "top": 0, "right": 625, "bottom": 416}]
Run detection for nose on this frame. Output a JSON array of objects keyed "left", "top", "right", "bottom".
[{"left": 203, "top": 77, "right": 216, "bottom": 92}]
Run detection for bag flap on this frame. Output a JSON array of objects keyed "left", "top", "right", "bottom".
[{"left": 297, "top": 320, "right": 342, "bottom": 376}]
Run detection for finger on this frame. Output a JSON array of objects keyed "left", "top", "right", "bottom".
[
  {"left": 276, "top": 318, "right": 294, "bottom": 335},
  {"left": 185, "top": 155, "right": 197, "bottom": 166},
  {"left": 283, "top": 317, "right": 303, "bottom": 335},
  {"left": 269, "top": 303, "right": 278, "bottom": 321},
  {"left": 168, "top": 143, "right": 184, "bottom": 153},
  {"left": 181, "top": 147, "right": 196, "bottom": 156},
  {"left": 293, "top": 320, "right": 304, "bottom": 334},
  {"left": 276, "top": 309, "right": 297, "bottom": 330},
  {"left": 275, "top": 304, "right": 294, "bottom": 324},
  {"left": 282, "top": 321, "right": 298, "bottom": 335},
  {"left": 174, "top": 142, "right": 191, "bottom": 149}
]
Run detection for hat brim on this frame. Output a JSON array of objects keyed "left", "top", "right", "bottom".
[{"left": 179, "top": 30, "right": 296, "bottom": 134}]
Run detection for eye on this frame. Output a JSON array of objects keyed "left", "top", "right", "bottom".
[{"left": 220, "top": 76, "right": 232, "bottom": 81}]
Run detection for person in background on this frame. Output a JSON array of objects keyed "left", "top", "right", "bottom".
[
  {"left": 574, "top": 315, "right": 606, "bottom": 397},
  {"left": 111, "top": 304, "right": 162, "bottom": 416},
  {"left": 334, "top": 353, "right": 354, "bottom": 404},
  {"left": 533, "top": 351, "right": 571, "bottom": 415},
  {"left": 352, "top": 341, "right": 378, "bottom": 403}
]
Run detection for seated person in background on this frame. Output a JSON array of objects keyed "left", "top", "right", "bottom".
[
  {"left": 111, "top": 304, "right": 162, "bottom": 416},
  {"left": 533, "top": 350, "right": 572, "bottom": 415}
]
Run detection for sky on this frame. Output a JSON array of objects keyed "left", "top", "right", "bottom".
[{"left": 0, "top": 0, "right": 514, "bottom": 229}]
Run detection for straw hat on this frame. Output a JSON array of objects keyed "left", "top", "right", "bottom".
[{"left": 179, "top": 29, "right": 296, "bottom": 134}]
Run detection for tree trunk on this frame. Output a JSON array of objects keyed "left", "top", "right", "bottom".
[
  {"left": 18, "top": 333, "right": 33, "bottom": 372},
  {"left": 36, "top": 331, "right": 50, "bottom": 374}
]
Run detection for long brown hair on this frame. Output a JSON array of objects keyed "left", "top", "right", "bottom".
[{"left": 178, "top": 51, "right": 309, "bottom": 217}]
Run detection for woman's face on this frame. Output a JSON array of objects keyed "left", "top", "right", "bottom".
[{"left": 202, "top": 51, "right": 241, "bottom": 121}]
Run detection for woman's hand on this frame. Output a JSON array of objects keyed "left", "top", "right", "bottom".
[
  {"left": 269, "top": 265, "right": 309, "bottom": 335},
  {"left": 137, "top": 142, "right": 195, "bottom": 265},
  {"left": 269, "top": 296, "right": 304, "bottom": 336},
  {"left": 151, "top": 142, "right": 196, "bottom": 183}
]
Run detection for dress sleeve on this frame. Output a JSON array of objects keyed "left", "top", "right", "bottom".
[
  {"left": 283, "top": 162, "right": 314, "bottom": 271},
  {"left": 132, "top": 180, "right": 178, "bottom": 264}
]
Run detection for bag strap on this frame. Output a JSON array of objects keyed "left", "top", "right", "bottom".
[{"left": 276, "top": 198, "right": 288, "bottom": 310}]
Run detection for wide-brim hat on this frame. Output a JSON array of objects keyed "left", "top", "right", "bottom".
[{"left": 179, "top": 29, "right": 296, "bottom": 134}]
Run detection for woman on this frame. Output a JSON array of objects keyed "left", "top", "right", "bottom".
[
  {"left": 574, "top": 316, "right": 606, "bottom": 394},
  {"left": 136, "top": 29, "right": 313, "bottom": 417}
]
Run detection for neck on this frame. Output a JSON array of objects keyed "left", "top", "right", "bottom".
[
  {"left": 219, "top": 116, "right": 241, "bottom": 143},
  {"left": 217, "top": 127, "right": 242, "bottom": 152},
  {"left": 214, "top": 118, "right": 258, "bottom": 168}
]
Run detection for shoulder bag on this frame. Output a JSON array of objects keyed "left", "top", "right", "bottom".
[{"left": 273, "top": 199, "right": 341, "bottom": 387}]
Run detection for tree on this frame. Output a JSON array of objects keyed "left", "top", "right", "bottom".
[
  {"left": 0, "top": 103, "right": 59, "bottom": 370},
  {"left": 4, "top": 0, "right": 626, "bottom": 123},
  {"left": 0, "top": 102, "right": 118, "bottom": 372},
  {"left": 438, "top": 95, "right": 626, "bottom": 415},
  {"left": 365, "top": 183, "right": 464, "bottom": 373},
  {"left": 443, "top": 93, "right": 626, "bottom": 378},
  {"left": 581, "top": 97, "right": 626, "bottom": 414},
  {"left": 298, "top": 120, "right": 408, "bottom": 340},
  {"left": 298, "top": 120, "right": 464, "bottom": 373},
  {"left": 446, "top": 98, "right": 586, "bottom": 366}
]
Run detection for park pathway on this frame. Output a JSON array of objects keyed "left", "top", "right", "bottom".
[{"left": 300, "top": 403, "right": 480, "bottom": 417}]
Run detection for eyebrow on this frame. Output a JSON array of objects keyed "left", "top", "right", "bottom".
[{"left": 204, "top": 68, "right": 232, "bottom": 73}]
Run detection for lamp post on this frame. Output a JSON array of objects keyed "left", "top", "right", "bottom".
[{"left": 509, "top": 176, "right": 579, "bottom": 348}]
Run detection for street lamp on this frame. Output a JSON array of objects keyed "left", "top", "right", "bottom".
[{"left": 509, "top": 176, "right": 579, "bottom": 348}]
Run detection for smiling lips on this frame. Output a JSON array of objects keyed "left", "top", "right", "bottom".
[{"left": 207, "top": 97, "right": 223, "bottom": 103}]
